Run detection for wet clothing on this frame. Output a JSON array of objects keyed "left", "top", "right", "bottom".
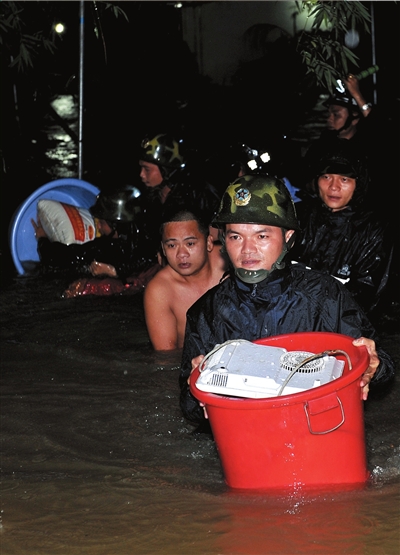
[
  {"left": 62, "top": 263, "right": 162, "bottom": 298},
  {"left": 290, "top": 198, "right": 394, "bottom": 315},
  {"left": 37, "top": 232, "right": 156, "bottom": 282},
  {"left": 179, "top": 263, "right": 395, "bottom": 424},
  {"left": 296, "top": 110, "right": 398, "bottom": 215}
]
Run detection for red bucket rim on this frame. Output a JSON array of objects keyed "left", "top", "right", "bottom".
[{"left": 189, "top": 332, "right": 369, "bottom": 409}]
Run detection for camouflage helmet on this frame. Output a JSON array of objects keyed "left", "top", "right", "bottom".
[
  {"left": 212, "top": 174, "right": 300, "bottom": 231},
  {"left": 90, "top": 187, "right": 141, "bottom": 223},
  {"left": 139, "top": 133, "right": 185, "bottom": 170}
]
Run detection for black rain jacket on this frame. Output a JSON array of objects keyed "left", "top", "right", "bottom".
[
  {"left": 179, "top": 263, "right": 395, "bottom": 424},
  {"left": 37, "top": 233, "right": 156, "bottom": 282},
  {"left": 290, "top": 198, "right": 394, "bottom": 314}
]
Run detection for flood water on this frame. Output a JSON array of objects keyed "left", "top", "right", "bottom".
[
  {"left": 1, "top": 272, "right": 399, "bottom": 555},
  {"left": 1, "top": 95, "right": 399, "bottom": 555}
]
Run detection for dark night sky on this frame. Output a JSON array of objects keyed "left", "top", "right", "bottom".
[
  {"left": 1, "top": 1, "right": 399, "bottom": 282},
  {"left": 2, "top": 2, "right": 399, "bottom": 185}
]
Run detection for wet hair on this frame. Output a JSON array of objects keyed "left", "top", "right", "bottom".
[{"left": 161, "top": 209, "right": 209, "bottom": 238}]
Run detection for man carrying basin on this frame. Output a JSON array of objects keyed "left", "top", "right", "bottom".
[{"left": 179, "top": 174, "right": 395, "bottom": 426}]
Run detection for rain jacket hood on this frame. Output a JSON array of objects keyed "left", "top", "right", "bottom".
[
  {"left": 311, "top": 138, "right": 371, "bottom": 209},
  {"left": 291, "top": 196, "right": 393, "bottom": 314}
]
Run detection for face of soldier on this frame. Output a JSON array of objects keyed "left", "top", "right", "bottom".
[
  {"left": 317, "top": 174, "right": 356, "bottom": 211},
  {"left": 326, "top": 104, "right": 359, "bottom": 139},
  {"left": 224, "top": 223, "right": 294, "bottom": 271},
  {"left": 139, "top": 161, "right": 163, "bottom": 188}
]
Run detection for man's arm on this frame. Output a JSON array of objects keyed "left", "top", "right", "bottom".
[
  {"left": 143, "top": 274, "right": 180, "bottom": 350},
  {"left": 345, "top": 74, "right": 372, "bottom": 117},
  {"left": 179, "top": 300, "right": 215, "bottom": 424}
]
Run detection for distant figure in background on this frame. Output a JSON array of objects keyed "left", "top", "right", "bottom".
[
  {"left": 139, "top": 133, "right": 221, "bottom": 221},
  {"left": 139, "top": 133, "right": 187, "bottom": 206},
  {"left": 290, "top": 140, "right": 394, "bottom": 318},
  {"left": 298, "top": 73, "right": 389, "bottom": 200},
  {"left": 205, "top": 140, "right": 302, "bottom": 205},
  {"left": 32, "top": 188, "right": 160, "bottom": 295},
  {"left": 327, "top": 74, "right": 372, "bottom": 140},
  {"left": 144, "top": 209, "right": 227, "bottom": 351},
  {"left": 139, "top": 132, "right": 222, "bottom": 259}
]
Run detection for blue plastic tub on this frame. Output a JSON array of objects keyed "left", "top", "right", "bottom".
[{"left": 9, "top": 178, "right": 100, "bottom": 275}]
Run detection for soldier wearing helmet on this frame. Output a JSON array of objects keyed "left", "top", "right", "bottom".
[
  {"left": 322, "top": 74, "right": 372, "bottom": 140},
  {"left": 325, "top": 90, "right": 362, "bottom": 139},
  {"left": 139, "top": 133, "right": 186, "bottom": 203},
  {"left": 90, "top": 187, "right": 141, "bottom": 240},
  {"left": 33, "top": 187, "right": 157, "bottom": 282},
  {"left": 212, "top": 174, "right": 300, "bottom": 285},
  {"left": 296, "top": 74, "right": 376, "bottom": 194},
  {"left": 178, "top": 173, "right": 394, "bottom": 428},
  {"left": 290, "top": 139, "right": 394, "bottom": 316},
  {"left": 138, "top": 132, "right": 221, "bottom": 224}
]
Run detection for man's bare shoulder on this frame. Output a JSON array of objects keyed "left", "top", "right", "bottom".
[{"left": 145, "top": 264, "right": 181, "bottom": 294}]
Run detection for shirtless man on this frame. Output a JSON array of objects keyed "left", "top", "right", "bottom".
[{"left": 143, "top": 210, "right": 227, "bottom": 351}]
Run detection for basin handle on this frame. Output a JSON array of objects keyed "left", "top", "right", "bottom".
[{"left": 304, "top": 394, "right": 345, "bottom": 435}]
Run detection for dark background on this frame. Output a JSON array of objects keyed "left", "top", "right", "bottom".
[{"left": 1, "top": 1, "right": 399, "bottom": 284}]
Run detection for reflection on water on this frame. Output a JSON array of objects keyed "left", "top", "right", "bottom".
[
  {"left": 41, "top": 95, "right": 79, "bottom": 179},
  {"left": 1, "top": 277, "right": 399, "bottom": 554},
  {"left": 3, "top": 479, "right": 399, "bottom": 555}
]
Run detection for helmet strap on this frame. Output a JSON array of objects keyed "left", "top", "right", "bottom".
[
  {"left": 162, "top": 167, "right": 180, "bottom": 190},
  {"left": 235, "top": 267, "right": 270, "bottom": 284},
  {"left": 336, "top": 109, "right": 360, "bottom": 135}
]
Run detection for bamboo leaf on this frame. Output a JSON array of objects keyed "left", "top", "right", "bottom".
[{"left": 295, "top": 0, "right": 371, "bottom": 94}]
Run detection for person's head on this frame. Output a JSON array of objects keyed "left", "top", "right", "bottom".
[
  {"left": 160, "top": 210, "right": 212, "bottom": 277},
  {"left": 225, "top": 141, "right": 281, "bottom": 182},
  {"left": 225, "top": 143, "right": 271, "bottom": 177},
  {"left": 139, "top": 133, "right": 185, "bottom": 189},
  {"left": 90, "top": 187, "right": 141, "bottom": 238},
  {"left": 325, "top": 92, "right": 361, "bottom": 139},
  {"left": 313, "top": 140, "right": 369, "bottom": 211},
  {"left": 212, "top": 174, "right": 300, "bottom": 284},
  {"left": 139, "top": 160, "right": 164, "bottom": 188},
  {"left": 95, "top": 219, "right": 114, "bottom": 237}
]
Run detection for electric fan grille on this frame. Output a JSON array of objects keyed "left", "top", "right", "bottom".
[{"left": 280, "top": 351, "right": 325, "bottom": 374}]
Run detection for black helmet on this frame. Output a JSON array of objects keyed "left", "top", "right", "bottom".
[
  {"left": 139, "top": 133, "right": 185, "bottom": 170},
  {"left": 314, "top": 140, "right": 370, "bottom": 205},
  {"left": 230, "top": 143, "right": 273, "bottom": 174},
  {"left": 323, "top": 86, "right": 361, "bottom": 135},
  {"left": 90, "top": 187, "right": 141, "bottom": 223},
  {"left": 212, "top": 174, "right": 301, "bottom": 231},
  {"left": 325, "top": 90, "right": 359, "bottom": 111},
  {"left": 316, "top": 149, "right": 358, "bottom": 178}
]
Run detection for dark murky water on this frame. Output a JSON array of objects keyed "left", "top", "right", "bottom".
[
  {"left": 1, "top": 94, "right": 399, "bottom": 554},
  {"left": 1, "top": 274, "right": 399, "bottom": 555}
]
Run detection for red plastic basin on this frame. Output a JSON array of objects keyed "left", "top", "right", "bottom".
[{"left": 190, "top": 332, "right": 370, "bottom": 491}]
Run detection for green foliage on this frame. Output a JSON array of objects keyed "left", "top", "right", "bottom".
[
  {"left": 295, "top": 0, "right": 371, "bottom": 94},
  {"left": 101, "top": 2, "right": 129, "bottom": 22},
  {"left": 0, "top": 1, "right": 58, "bottom": 71},
  {"left": 0, "top": 1, "right": 128, "bottom": 73}
]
